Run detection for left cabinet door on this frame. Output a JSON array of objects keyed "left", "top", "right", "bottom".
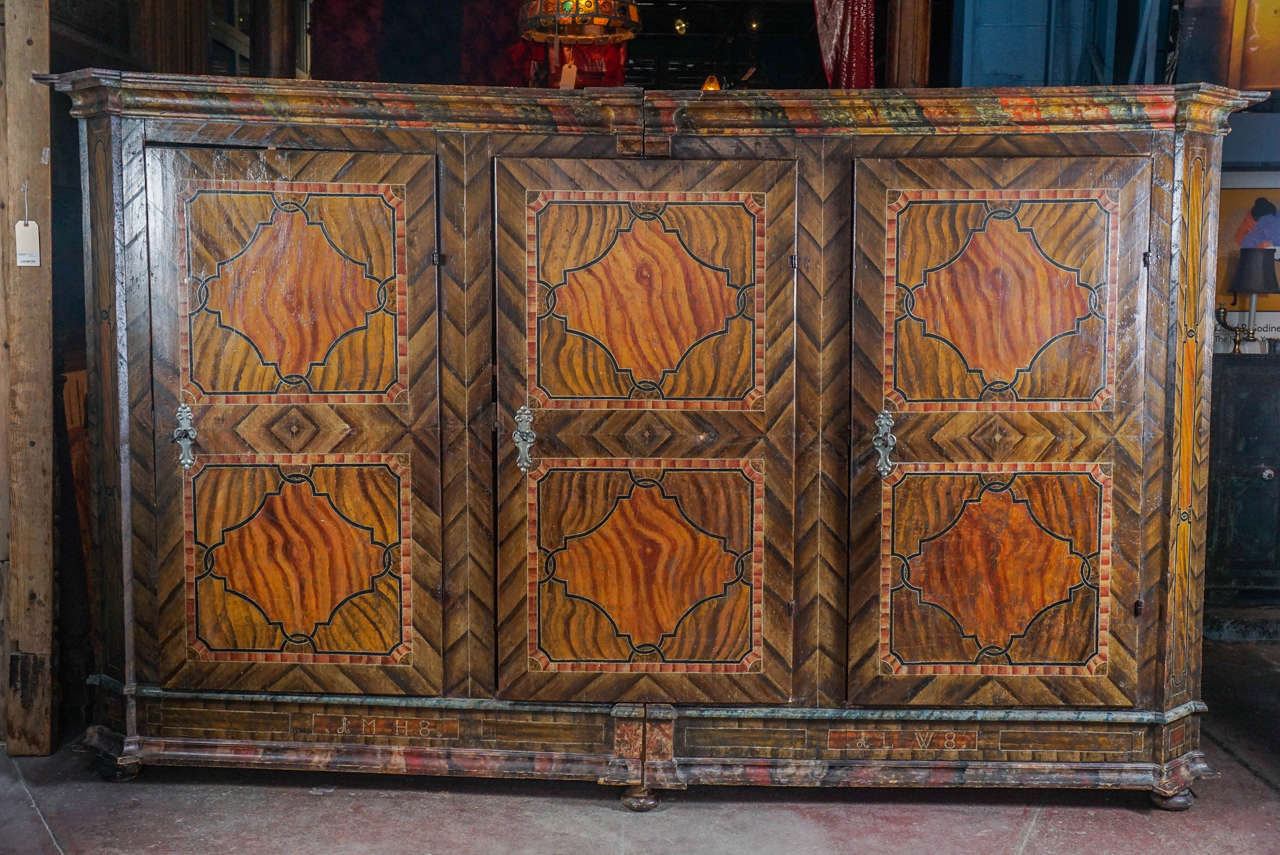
[{"left": 146, "top": 147, "right": 442, "bottom": 696}]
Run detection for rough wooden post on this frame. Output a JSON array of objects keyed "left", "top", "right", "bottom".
[
  {"left": 251, "top": 0, "right": 298, "bottom": 79},
  {"left": 4, "top": 0, "right": 54, "bottom": 756},
  {"left": 886, "top": 0, "right": 931, "bottom": 89}
]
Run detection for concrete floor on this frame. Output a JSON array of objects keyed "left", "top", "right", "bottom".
[{"left": 2, "top": 642, "right": 1277, "bottom": 855}]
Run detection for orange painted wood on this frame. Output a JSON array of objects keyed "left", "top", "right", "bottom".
[
  {"left": 900, "top": 478, "right": 1095, "bottom": 654},
  {"left": 214, "top": 476, "right": 393, "bottom": 640},
  {"left": 538, "top": 466, "right": 754, "bottom": 665},
  {"left": 556, "top": 217, "right": 740, "bottom": 384},
  {"left": 496, "top": 159, "right": 794, "bottom": 701},
  {"left": 204, "top": 206, "right": 386, "bottom": 379},
  {"left": 911, "top": 215, "right": 1093, "bottom": 389},
  {"left": 183, "top": 185, "right": 405, "bottom": 401},
  {"left": 530, "top": 192, "right": 763, "bottom": 407},
  {"left": 147, "top": 147, "right": 441, "bottom": 693}
]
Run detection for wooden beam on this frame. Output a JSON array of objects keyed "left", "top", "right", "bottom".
[
  {"left": 4, "top": 0, "right": 54, "bottom": 755},
  {"left": 887, "top": 0, "right": 931, "bottom": 89},
  {"left": 251, "top": 0, "right": 298, "bottom": 79},
  {"left": 0, "top": 6, "right": 9, "bottom": 743},
  {"left": 139, "top": 0, "right": 208, "bottom": 73}
]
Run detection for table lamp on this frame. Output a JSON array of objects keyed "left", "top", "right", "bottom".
[{"left": 1217, "top": 247, "right": 1280, "bottom": 353}]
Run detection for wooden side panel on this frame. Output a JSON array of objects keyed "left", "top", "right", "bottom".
[
  {"left": 5, "top": 0, "right": 55, "bottom": 754},
  {"left": 147, "top": 148, "right": 442, "bottom": 696},
  {"left": 77, "top": 114, "right": 153, "bottom": 740},
  {"left": 1161, "top": 132, "right": 1224, "bottom": 708}
]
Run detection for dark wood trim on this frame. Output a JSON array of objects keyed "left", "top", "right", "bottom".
[{"left": 250, "top": 0, "right": 297, "bottom": 79}]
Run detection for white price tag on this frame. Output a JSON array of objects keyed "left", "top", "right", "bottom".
[
  {"left": 15, "top": 220, "right": 39, "bottom": 267},
  {"left": 559, "top": 62, "right": 578, "bottom": 90}
]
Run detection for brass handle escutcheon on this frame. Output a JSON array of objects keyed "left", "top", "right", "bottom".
[{"left": 513, "top": 405, "right": 536, "bottom": 474}]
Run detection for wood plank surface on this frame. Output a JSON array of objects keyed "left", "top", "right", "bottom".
[{"left": 4, "top": 0, "right": 54, "bottom": 755}]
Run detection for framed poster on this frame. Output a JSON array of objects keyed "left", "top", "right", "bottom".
[{"left": 1215, "top": 171, "right": 1280, "bottom": 352}]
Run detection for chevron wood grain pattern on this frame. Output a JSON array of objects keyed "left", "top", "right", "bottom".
[
  {"left": 1160, "top": 132, "right": 1223, "bottom": 710},
  {"left": 146, "top": 147, "right": 442, "bottom": 696},
  {"left": 668, "top": 136, "right": 852, "bottom": 706},
  {"left": 437, "top": 132, "right": 624, "bottom": 698},
  {"left": 59, "top": 75, "right": 1255, "bottom": 793},
  {"left": 79, "top": 115, "right": 153, "bottom": 734},
  {"left": 494, "top": 157, "right": 795, "bottom": 703},
  {"left": 1138, "top": 133, "right": 1177, "bottom": 710},
  {"left": 850, "top": 154, "right": 1150, "bottom": 707}
]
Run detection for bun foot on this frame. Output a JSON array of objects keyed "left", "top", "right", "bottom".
[
  {"left": 620, "top": 784, "right": 659, "bottom": 812},
  {"left": 1150, "top": 787, "right": 1195, "bottom": 811}
]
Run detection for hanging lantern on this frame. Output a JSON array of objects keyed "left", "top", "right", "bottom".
[{"left": 519, "top": 0, "right": 642, "bottom": 45}]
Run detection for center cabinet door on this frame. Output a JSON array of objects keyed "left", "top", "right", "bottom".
[
  {"left": 495, "top": 158, "right": 796, "bottom": 703},
  {"left": 849, "top": 157, "right": 1151, "bottom": 707},
  {"left": 147, "top": 148, "right": 442, "bottom": 696}
]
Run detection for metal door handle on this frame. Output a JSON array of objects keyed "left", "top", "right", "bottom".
[
  {"left": 173, "top": 404, "right": 197, "bottom": 470},
  {"left": 513, "top": 406, "right": 536, "bottom": 474},
  {"left": 872, "top": 409, "right": 896, "bottom": 478},
  {"left": 1263, "top": 468, "right": 1276, "bottom": 481}
]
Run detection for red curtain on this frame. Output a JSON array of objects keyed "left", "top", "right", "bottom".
[
  {"left": 310, "top": 0, "right": 385, "bottom": 82},
  {"left": 814, "top": 0, "right": 875, "bottom": 88}
]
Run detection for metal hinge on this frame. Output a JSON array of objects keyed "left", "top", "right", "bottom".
[
  {"left": 1133, "top": 598, "right": 1144, "bottom": 617},
  {"left": 789, "top": 254, "right": 799, "bottom": 270},
  {"left": 1142, "top": 250, "right": 1151, "bottom": 269},
  {"left": 430, "top": 249, "right": 443, "bottom": 266}
]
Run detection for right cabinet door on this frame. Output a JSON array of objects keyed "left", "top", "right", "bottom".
[{"left": 850, "top": 157, "right": 1150, "bottom": 707}]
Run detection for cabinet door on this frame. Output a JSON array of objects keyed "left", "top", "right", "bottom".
[
  {"left": 495, "top": 158, "right": 795, "bottom": 702},
  {"left": 1207, "top": 354, "right": 1280, "bottom": 602},
  {"left": 148, "top": 148, "right": 441, "bottom": 696},
  {"left": 850, "top": 157, "right": 1149, "bottom": 707}
]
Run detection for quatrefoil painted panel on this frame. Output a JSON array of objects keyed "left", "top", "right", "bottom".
[
  {"left": 185, "top": 455, "right": 412, "bottom": 664},
  {"left": 884, "top": 189, "right": 1119, "bottom": 412},
  {"left": 528, "top": 459, "right": 765, "bottom": 673},
  {"left": 527, "top": 191, "right": 766, "bottom": 410},
  {"left": 178, "top": 181, "right": 408, "bottom": 405},
  {"left": 880, "top": 463, "right": 1112, "bottom": 677}
]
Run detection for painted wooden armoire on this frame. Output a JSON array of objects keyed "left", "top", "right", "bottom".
[{"left": 47, "top": 69, "right": 1260, "bottom": 810}]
